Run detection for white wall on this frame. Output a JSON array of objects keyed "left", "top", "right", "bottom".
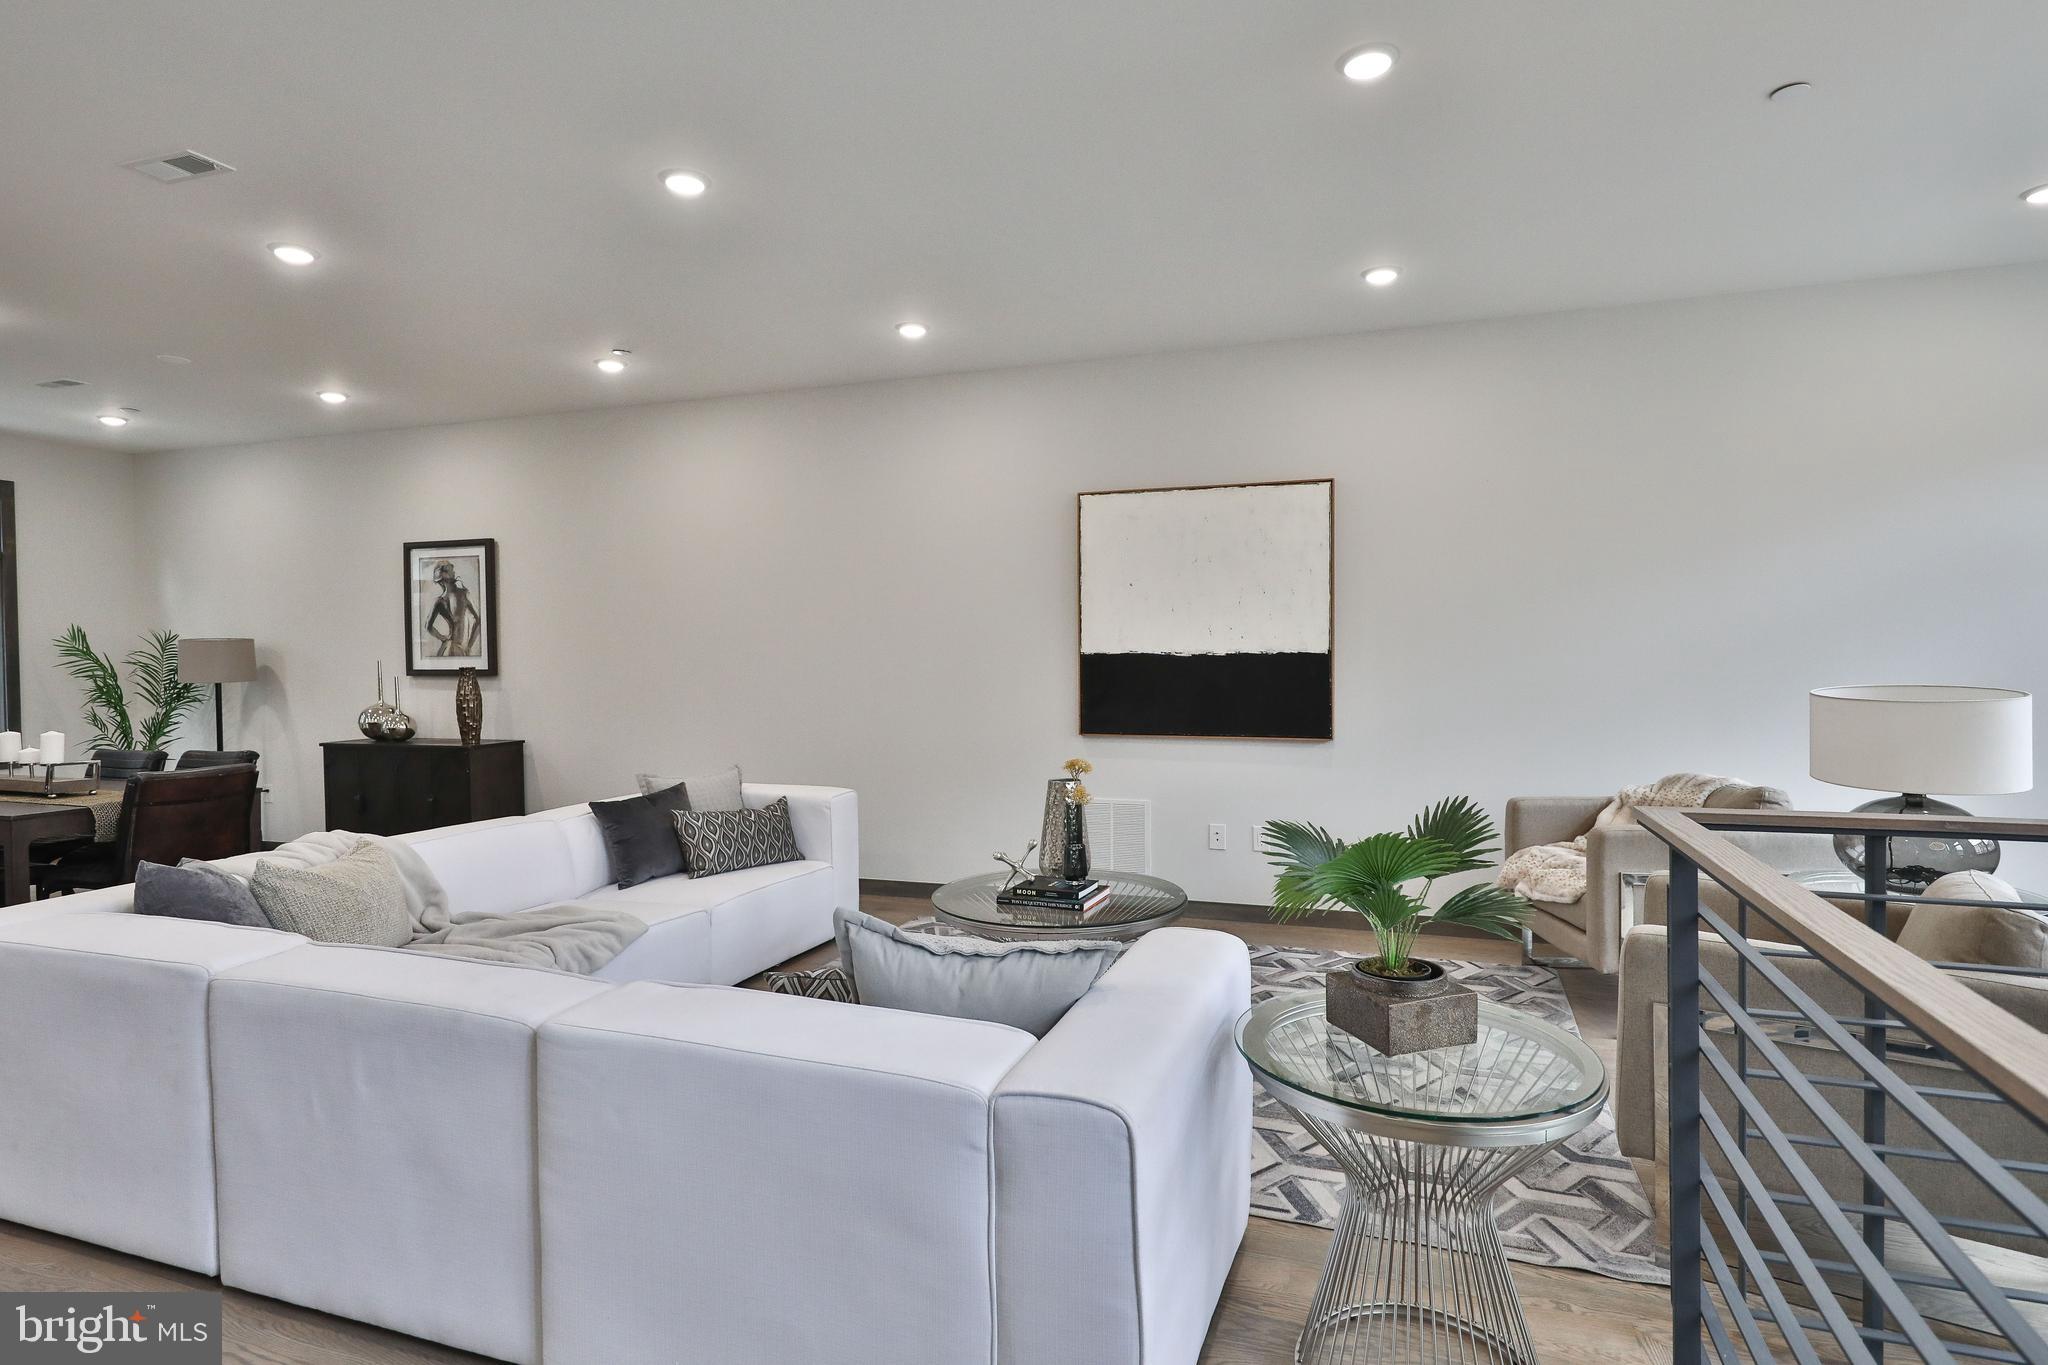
[
  {"left": 136, "top": 261, "right": 2048, "bottom": 900},
  {"left": 0, "top": 433, "right": 151, "bottom": 746}
]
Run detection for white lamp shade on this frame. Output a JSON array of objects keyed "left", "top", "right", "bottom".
[
  {"left": 180, "top": 637, "right": 257, "bottom": 685},
  {"left": 1810, "top": 685, "right": 2033, "bottom": 795}
]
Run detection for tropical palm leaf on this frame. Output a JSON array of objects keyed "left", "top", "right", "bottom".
[
  {"left": 126, "top": 630, "right": 204, "bottom": 750},
  {"left": 1428, "top": 883, "right": 1533, "bottom": 942},
  {"left": 1261, "top": 820, "right": 1350, "bottom": 918},
  {"left": 52, "top": 626, "right": 132, "bottom": 749},
  {"left": 1405, "top": 795, "right": 1499, "bottom": 874}
]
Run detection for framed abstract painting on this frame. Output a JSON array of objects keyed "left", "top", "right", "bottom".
[
  {"left": 1078, "top": 479, "right": 1332, "bottom": 740},
  {"left": 404, "top": 538, "right": 498, "bottom": 676}
]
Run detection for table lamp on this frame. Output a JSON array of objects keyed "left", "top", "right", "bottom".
[
  {"left": 181, "top": 638, "right": 257, "bottom": 750},
  {"left": 1809, "top": 684, "right": 2033, "bottom": 892}
]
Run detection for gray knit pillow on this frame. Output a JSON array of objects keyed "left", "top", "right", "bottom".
[{"left": 251, "top": 841, "right": 413, "bottom": 946}]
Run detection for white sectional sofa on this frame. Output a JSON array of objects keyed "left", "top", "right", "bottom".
[{"left": 0, "top": 783, "right": 1253, "bottom": 1365}]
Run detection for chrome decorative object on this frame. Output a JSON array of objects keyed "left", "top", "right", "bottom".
[
  {"left": 357, "top": 661, "right": 399, "bottom": 740},
  {"left": 378, "top": 676, "right": 416, "bottom": 743},
  {"left": 455, "top": 667, "right": 484, "bottom": 747},
  {"left": 993, "top": 840, "right": 1038, "bottom": 886},
  {"left": 1037, "top": 778, "right": 1078, "bottom": 875}
]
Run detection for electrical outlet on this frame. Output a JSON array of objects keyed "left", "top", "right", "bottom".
[{"left": 1207, "top": 822, "right": 1228, "bottom": 851}]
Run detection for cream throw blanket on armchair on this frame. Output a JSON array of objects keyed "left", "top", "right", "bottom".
[{"left": 1496, "top": 772, "right": 1750, "bottom": 905}]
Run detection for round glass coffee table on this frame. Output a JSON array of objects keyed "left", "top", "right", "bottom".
[
  {"left": 930, "top": 871, "right": 1187, "bottom": 941},
  {"left": 1237, "top": 990, "right": 1607, "bottom": 1365}
]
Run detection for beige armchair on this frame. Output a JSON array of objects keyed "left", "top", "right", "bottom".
[
  {"left": 1617, "top": 883, "right": 2048, "bottom": 1283},
  {"left": 1503, "top": 792, "right": 1828, "bottom": 973}
]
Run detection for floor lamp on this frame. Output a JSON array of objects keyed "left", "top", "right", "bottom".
[{"left": 181, "top": 638, "right": 258, "bottom": 749}]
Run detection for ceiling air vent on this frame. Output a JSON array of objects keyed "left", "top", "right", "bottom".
[
  {"left": 35, "top": 378, "right": 86, "bottom": 388},
  {"left": 123, "top": 150, "right": 234, "bottom": 183}
]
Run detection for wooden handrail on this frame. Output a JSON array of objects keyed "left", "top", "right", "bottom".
[
  {"left": 1678, "top": 806, "right": 2048, "bottom": 841},
  {"left": 1633, "top": 807, "right": 2048, "bottom": 1130}
]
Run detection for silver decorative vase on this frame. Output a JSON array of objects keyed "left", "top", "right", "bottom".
[
  {"left": 357, "top": 662, "right": 399, "bottom": 740},
  {"left": 1037, "top": 778, "right": 1079, "bottom": 875},
  {"left": 378, "top": 677, "right": 416, "bottom": 742}
]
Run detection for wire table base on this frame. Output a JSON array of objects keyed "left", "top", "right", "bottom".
[{"left": 1286, "top": 1108, "right": 1560, "bottom": 1365}]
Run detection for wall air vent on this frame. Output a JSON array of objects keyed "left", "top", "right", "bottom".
[
  {"left": 35, "top": 378, "right": 86, "bottom": 388},
  {"left": 123, "top": 150, "right": 234, "bottom": 183},
  {"left": 1083, "top": 798, "right": 1152, "bottom": 874}
]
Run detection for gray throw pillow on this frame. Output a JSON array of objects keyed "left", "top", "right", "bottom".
[
  {"left": 590, "top": 781, "right": 690, "bottom": 887},
  {"left": 251, "top": 840, "right": 413, "bottom": 946},
  {"left": 674, "top": 797, "right": 803, "bottom": 878},
  {"left": 637, "top": 764, "right": 743, "bottom": 811},
  {"left": 133, "top": 859, "right": 269, "bottom": 928},
  {"left": 832, "top": 908, "right": 1122, "bottom": 1037}
]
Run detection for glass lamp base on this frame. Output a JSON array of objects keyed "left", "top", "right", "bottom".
[{"left": 1833, "top": 794, "right": 1999, "bottom": 894}]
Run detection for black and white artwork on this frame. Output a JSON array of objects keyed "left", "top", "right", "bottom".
[
  {"left": 1078, "top": 479, "right": 1331, "bottom": 739},
  {"left": 404, "top": 538, "right": 498, "bottom": 676}
]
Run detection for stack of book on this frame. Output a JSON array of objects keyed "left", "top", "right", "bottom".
[{"left": 996, "top": 875, "right": 1112, "bottom": 919}]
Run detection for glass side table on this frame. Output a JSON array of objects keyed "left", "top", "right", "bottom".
[
  {"left": 930, "top": 870, "right": 1187, "bottom": 941},
  {"left": 1237, "top": 990, "right": 1608, "bottom": 1365}
]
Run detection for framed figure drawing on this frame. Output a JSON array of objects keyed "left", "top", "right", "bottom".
[
  {"left": 1078, "top": 479, "right": 1332, "bottom": 740},
  {"left": 404, "top": 538, "right": 498, "bottom": 675}
]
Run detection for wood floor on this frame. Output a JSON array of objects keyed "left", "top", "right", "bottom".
[{"left": 0, "top": 892, "right": 1676, "bottom": 1364}]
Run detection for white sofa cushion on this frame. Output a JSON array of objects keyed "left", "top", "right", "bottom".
[
  {"left": 535, "top": 983, "right": 1034, "bottom": 1365},
  {"left": 523, "top": 803, "right": 612, "bottom": 894},
  {"left": 581, "top": 859, "right": 835, "bottom": 984},
  {"left": 400, "top": 815, "right": 582, "bottom": 916},
  {"left": 0, "top": 914, "right": 305, "bottom": 1273},
  {"left": 211, "top": 945, "right": 610, "bottom": 1364}
]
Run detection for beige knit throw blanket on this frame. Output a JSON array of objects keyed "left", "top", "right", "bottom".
[{"left": 1495, "top": 772, "right": 1745, "bottom": 904}]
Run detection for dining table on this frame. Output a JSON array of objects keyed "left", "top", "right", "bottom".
[{"left": 0, "top": 788, "right": 125, "bottom": 906}]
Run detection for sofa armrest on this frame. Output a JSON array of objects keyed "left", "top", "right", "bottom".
[
  {"left": 1615, "top": 925, "right": 1671, "bottom": 1160},
  {"left": 991, "top": 927, "right": 1251, "bottom": 1365},
  {"left": 1505, "top": 796, "right": 1606, "bottom": 853},
  {"left": 743, "top": 783, "right": 858, "bottom": 914}
]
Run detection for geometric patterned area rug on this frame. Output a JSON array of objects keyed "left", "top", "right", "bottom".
[{"left": 1249, "top": 946, "right": 1670, "bottom": 1286}]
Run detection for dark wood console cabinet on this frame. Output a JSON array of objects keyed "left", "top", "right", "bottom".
[{"left": 321, "top": 739, "right": 525, "bottom": 836}]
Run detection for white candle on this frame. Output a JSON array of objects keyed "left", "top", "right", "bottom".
[
  {"left": 37, "top": 732, "right": 65, "bottom": 765},
  {"left": 16, "top": 748, "right": 38, "bottom": 765},
  {"left": 0, "top": 732, "right": 17, "bottom": 762}
]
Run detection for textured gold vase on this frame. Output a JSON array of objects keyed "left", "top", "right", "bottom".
[{"left": 455, "top": 667, "right": 483, "bottom": 747}]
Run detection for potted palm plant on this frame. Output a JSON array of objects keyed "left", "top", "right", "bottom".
[{"left": 1261, "top": 797, "right": 1533, "bottom": 1055}]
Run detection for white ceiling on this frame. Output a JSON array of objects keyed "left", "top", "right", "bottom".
[{"left": 3, "top": 0, "right": 2046, "bottom": 453}]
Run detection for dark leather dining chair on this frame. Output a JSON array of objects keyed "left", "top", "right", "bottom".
[
  {"left": 32, "top": 766, "right": 258, "bottom": 896},
  {"left": 93, "top": 749, "right": 170, "bottom": 783},
  {"left": 174, "top": 749, "right": 263, "bottom": 848}
]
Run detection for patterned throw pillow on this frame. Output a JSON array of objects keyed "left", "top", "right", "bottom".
[
  {"left": 251, "top": 840, "right": 414, "bottom": 946},
  {"left": 674, "top": 797, "right": 803, "bottom": 878},
  {"left": 765, "top": 964, "right": 857, "bottom": 1002}
]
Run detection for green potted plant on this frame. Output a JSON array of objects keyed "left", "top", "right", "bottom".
[
  {"left": 52, "top": 626, "right": 206, "bottom": 751},
  {"left": 1260, "top": 797, "right": 1532, "bottom": 1054}
]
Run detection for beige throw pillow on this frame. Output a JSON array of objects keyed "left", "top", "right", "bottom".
[
  {"left": 1897, "top": 871, "right": 2048, "bottom": 968},
  {"left": 252, "top": 840, "right": 414, "bottom": 946},
  {"left": 635, "top": 764, "right": 743, "bottom": 811}
]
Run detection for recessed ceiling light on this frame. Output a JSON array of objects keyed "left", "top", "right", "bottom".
[
  {"left": 96, "top": 414, "right": 129, "bottom": 427},
  {"left": 317, "top": 390, "right": 348, "bottom": 405},
  {"left": 268, "top": 243, "right": 319, "bottom": 266},
  {"left": 896, "top": 322, "right": 928, "bottom": 341},
  {"left": 2024, "top": 185, "right": 2048, "bottom": 207},
  {"left": 596, "top": 356, "right": 627, "bottom": 374},
  {"left": 1339, "top": 46, "right": 1397, "bottom": 83},
  {"left": 1767, "top": 81, "right": 1813, "bottom": 102},
  {"left": 660, "top": 170, "right": 708, "bottom": 199},
  {"left": 1361, "top": 266, "right": 1401, "bottom": 287}
]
